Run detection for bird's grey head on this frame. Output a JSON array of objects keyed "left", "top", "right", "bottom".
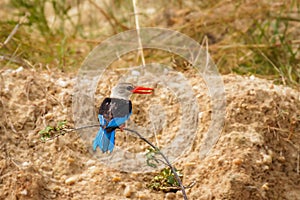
[
  {"left": 110, "top": 83, "right": 135, "bottom": 100},
  {"left": 111, "top": 82, "right": 154, "bottom": 99}
]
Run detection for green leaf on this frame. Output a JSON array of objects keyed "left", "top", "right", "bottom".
[
  {"left": 38, "top": 126, "right": 54, "bottom": 135},
  {"left": 147, "top": 159, "right": 157, "bottom": 168},
  {"left": 38, "top": 129, "right": 47, "bottom": 135},
  {"left": 167, "top": 176, "right": 175, "bottom": 185},
  {"left": 57, "top": 120, "right": 67, "bottom": 129},
  {"left": 45, "top": 126, "right": 54, "bottom": 132}
]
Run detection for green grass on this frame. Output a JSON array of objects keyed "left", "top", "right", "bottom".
[
  {"left": 236, "top": 11, "right": 300, "bottom": 86},
  {"left": 0, "top": 0, "right": 299, "bottom": 87},
  {"left": 0, "top": 0, "right": 89, "bottom": 71},
  {"left": 164, "top": 0, "right": 300, "bottom": 87}
]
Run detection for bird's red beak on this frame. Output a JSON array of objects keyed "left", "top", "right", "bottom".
[{"left": 132, "top": 86, "right": 154, "bottom": 94}]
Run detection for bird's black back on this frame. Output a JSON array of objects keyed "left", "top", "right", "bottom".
[{"left": 99, "top": 98, "right": 132, "bottom": 132}]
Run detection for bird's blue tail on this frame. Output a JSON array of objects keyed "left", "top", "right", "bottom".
[{"left": 93, "top": 127, "right": 116, "bottom": 153}]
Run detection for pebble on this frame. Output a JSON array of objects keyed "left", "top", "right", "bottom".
[
  {"left": 262, "top": 154, "right": 272, "bottom": 164},
  {"left": 198, "top": 112, "right": 203, "bottom": 119},
  {"left": 165, "top": 192, "right": 176, "bottom": 200},
  {"left": 261, "top": 182, "right": 269, "bottom": 190},
  {"left": 15, "top": 66, "right": 24, "bottom": 73},
  {"left": 278, "top": 156, "right": 285, "bottom": 163},
  {"left": 22, "top": 161, "right": 31, "bottom": 167},
  {"left": 20, "top": 189, "right": 28, "bottom": 195},
  {"left": 176, "top": 190, "right": 183, "bottom": 199},
  {"left": 112, "top": 176, "right": 121, "bottom": 182},
  {"left": 65, "top": 175, "right": 78, "bottom": 185},
  {"left": 135, "top": 182, "right": 143, "bottom": 190},
  {"left": 86, "top": 159, "right": 96, "bottom": 166},
  {"left": 124, "top": 185, "right": 133, "bottom": 198},
  {"left": 262, "top": 165, "right": 269, "bottom": 171},
  {"left": 232, "top": 158, "right": 243, "bottom": 166},
  {"left": 88, "top": 166, "right": 101, "bottom": 175},
  {"left": 57, "top": 78, "right": 68, "bottom": 88},
  {"left": 136, "top": 191, "right": 147, "bottom": 199},
  {"left": 131, "top": 70, "right": 140, "bottom": 76}
]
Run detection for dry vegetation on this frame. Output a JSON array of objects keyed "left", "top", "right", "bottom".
[
  {"left": 1, "top": 0, "right": 299, "bottom": 86},
  {"left": 0, "top": 0, "right": 300, "bottom": 200}
]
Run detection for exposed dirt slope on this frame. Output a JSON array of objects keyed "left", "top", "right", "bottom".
[{"left": 0, "top": 68, "right": 299, "bottom": 200}]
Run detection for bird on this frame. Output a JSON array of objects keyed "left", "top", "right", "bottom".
[{"left": 93, "top": 82, "right": 154, "bottom": 153}]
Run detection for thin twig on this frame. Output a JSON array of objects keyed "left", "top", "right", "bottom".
[
  {"left": 210, "top": 39, "right": 300, "bottom": 50},
  {"left": 0, "top": 144, "right": 7, "bottom": 176},
  {"left": 0, "top": 54, "right": 30, "bottom": 68},
  {"left": 1, "top": 13, "right": 28, "bottom": 49},
  {"left": 184, "top": 180, "right": 196, "bottom": 189},
  {"left": 41, "top": 124, "right": 100, "bottom": 142},
  {"left": 2, "top": 24, "right": 20, "bottom": 48},
  {"left": 87, "top": 0, "right": 129, "bottom": 33},
  {"left": 154, "top": 158, "right": 169, "bottom": 166},
  {"left": 297, "top": 149, "right": 299, "bottom": 175},
  {"left": 124, "top": 127, "right": 188, "bottom": 200},
  {"left": 149, "top": 112, "right": 160, "bottom": 148},
  {"left": 132, "top": 0, "right": 146, "bottom": 67}
]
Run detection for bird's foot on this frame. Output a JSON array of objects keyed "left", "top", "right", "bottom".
[{"left": 119, "top": 124, "right": 125, "bottom": 132}]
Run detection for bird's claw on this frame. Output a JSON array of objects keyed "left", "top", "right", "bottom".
[{"left": 119, "top": 124, "right": 125, "bottom": 132}]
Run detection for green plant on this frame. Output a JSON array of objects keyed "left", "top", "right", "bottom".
[
  {"left": 236, "top": 14, "right": 300, "bottom": 86},
  {"left": 0, "top": 0, "right": 87, "bottom": 71},
  {"left": 39, "top": 120, "right": 68, "bottom": 141},
  {"left": 11, "top": 0, "right": 51, "bottom": 37},
  {"left": 147, "top": 167, "right": 183, "bottom": 192},
  {"left": 164, "top": 0, "right": 300, "bottom": 88},
  {"left": 10, "top": 0, "right": 80, "bottom": 37}
]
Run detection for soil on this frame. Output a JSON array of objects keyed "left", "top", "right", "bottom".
[{"left": 0, "top": 67, "right": 299, "bottom": 200}]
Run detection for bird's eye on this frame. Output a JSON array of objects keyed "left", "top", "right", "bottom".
[{"left": 126, "top": 85, "right": 134, "bottom": 91}]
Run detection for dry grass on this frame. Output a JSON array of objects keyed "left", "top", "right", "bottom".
[
  {"left": 146, "top": 0, "right": 300, "bottom": 87},
  {"left": 0, "top": 0, "right": 299, "bottom": 87}
]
